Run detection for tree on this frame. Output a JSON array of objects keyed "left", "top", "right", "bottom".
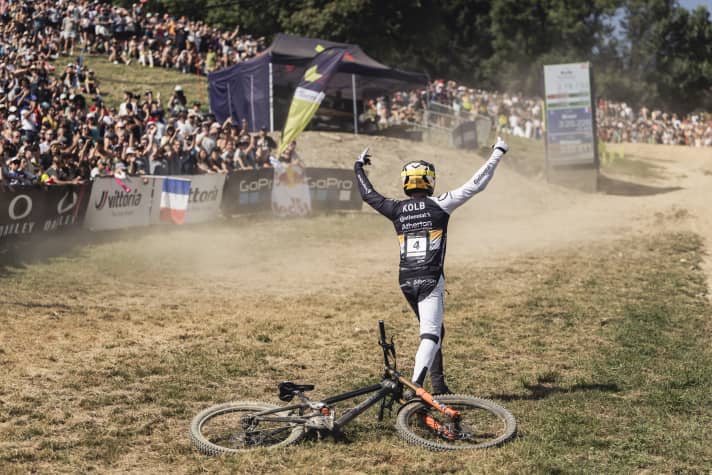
[
  {"left": 622, "top": 0, "right": 712, "bottom": 113},
  {"left": 485, "top": 0, "right": 621, "bottom": 95}
]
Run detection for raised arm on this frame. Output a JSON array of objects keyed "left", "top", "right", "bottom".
[
  {"left": 354, "top": 148, "right": 399, "bottom": 220},
  {"left": 434, "top": 137, "right": 508, "bottom": 215}
]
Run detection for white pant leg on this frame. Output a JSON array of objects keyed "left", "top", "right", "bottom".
[{"left": 412, "top": 276, "right": 445, "bottom": 384}]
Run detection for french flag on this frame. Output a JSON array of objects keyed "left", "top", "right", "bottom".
[{"left": 160, "top": 177, "right": 191, "bottom": 224}]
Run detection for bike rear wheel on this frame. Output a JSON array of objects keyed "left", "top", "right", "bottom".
[
  {"left": 189, "top": 401, "right": 305, "bottom": 455},
  {"left": 395, "top": 394, "right": 516, "bottom": 451}
]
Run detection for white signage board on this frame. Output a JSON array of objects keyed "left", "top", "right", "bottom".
[
  {"left": 84, "top": 177, "right": 162, "bottom": 230},
  {"left": 183, "top": 174, "right": 226, "bottom": 224},
  {"left": 544, "top": 62, "right": 596, "bottom": 165}
]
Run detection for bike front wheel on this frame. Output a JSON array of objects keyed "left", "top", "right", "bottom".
[
  {"left": 189, "top": 401, "right": 306, "bottom": 455},
  {"left": 395, "top": 394, "right": 516, "bottom": 451}
]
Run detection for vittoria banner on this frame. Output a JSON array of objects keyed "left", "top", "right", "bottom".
[
  {"left": 0, "top": 184, "right": 91, "bottom": 240},
  {"left": 84, "top": 177, "right": 162, "bottom": 230},
  {"left": 183, "top": 174, "right": 226, "bottom": 224}
]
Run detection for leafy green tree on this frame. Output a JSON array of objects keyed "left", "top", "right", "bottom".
[
  {"left": 622, "top": 1, "right": 712, "bottom": 113},
  {"left": 117, "top": 0, "right": 712, "bottom": 114},
  {"left": 485, "top": 0, "right": 621, "bottom": 95}
]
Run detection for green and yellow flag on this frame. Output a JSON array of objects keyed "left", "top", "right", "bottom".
[{"left": 278, "top": 47, "right": 347, "bottom": 155}]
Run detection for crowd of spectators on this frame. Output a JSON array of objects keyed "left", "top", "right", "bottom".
[
  {"left": 596, "top": 101, "right": 712, "bottom": 147},
  {"left": 423, "top": 79, "right": 545, "bottom": 140},
  {"left": 415, "top": 79, "right": 712, "bottom": 148},
  {"left": 2, "top": 0, "right": 712, "bottom": 188},
  {"left": 14, "top": 0, "right": 267, "bottom": 74},
  {"left": 0, "top": 1, "right": 287, "bottom": 187}
]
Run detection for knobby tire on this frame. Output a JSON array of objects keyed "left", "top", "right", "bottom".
[
  {"left": 189, "top": 401, "right": 305, "bottom": 455},
  {"left": 395, "top": 394, "right": 516, "bottom": 451}
]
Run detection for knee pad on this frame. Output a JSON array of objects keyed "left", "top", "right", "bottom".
[{"left": 420, "top": 333, "right": 440, "bottom": 345}]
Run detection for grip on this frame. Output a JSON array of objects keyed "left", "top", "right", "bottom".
[{"left": 378, "top": 320, "right": 386, "bottom": 343}]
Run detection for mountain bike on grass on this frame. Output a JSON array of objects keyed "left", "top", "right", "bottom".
[{"left": 189, "top": 321, "right": 516, "bottom": 453}]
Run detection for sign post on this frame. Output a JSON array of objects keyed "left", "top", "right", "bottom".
[{"left": 543, "top": 62, "right": 598, "bottom": 191}]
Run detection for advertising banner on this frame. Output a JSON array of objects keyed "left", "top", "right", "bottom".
[
  {"left": 84, "top": 177, "right": 162, "bottom": 230},
  {"left": 0, "top": 184, "right": 91, "bottom": 241},
  {"left": 183, "top": 174, "right": 226, "bottom": 224},
  {"left": 222, "top": 168, "right": 274, "bottom": 215},
  {"left": 544, "top": 62, "right": 597, "bottom": 165},
  {"left": 222, "top": 167, "right": 362, "bottom": 215},
  {"left": 272, "top": 162, "right": 312, "bottom": 217},
  {"left": 306, "top": 168, "right": 362, "bottom": 211}
]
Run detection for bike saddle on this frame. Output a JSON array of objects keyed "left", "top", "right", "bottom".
[{"left": 278, "top": 381, "right": 315, "bottom": 402}]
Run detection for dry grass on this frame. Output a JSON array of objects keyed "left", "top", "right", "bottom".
[
  {"left": 71, "top": 54, "right": 209, "bottom": 110},
  {"left": 1, "top": 221, "right": 710, "bottom": 474}
]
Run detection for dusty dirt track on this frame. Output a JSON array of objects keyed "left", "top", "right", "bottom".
[{"left": 196, "top": 133, "right": 712, "bottom": 297}]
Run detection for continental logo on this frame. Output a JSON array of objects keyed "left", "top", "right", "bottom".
[{"left": 95, "top": 190, "right": 142, "bottom": 210}]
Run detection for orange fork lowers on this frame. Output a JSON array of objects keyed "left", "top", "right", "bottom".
[
  {"left": 397, "top": 375, "right": 462, "bottom": 419},
  {"left": 415, "top": 387, "right": 461, "bottom": 419},
  {"left": 419, "top": 412, "right": 457, "bottom": 440}
]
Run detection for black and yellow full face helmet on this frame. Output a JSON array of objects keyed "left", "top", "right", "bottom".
[{"left": 401, "top": 160, "right": 436, "bottom": 196}]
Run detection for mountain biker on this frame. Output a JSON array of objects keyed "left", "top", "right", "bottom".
[{"left": 354, "top": 138, "right": 509, "bottom": 394}]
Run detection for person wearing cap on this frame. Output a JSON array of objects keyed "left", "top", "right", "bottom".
[
  {"left": 124, "top": 146, "right": 147, "bottom": 176},
  {"left": 113, "top": 161, "right": 129, "bottom": 179},
  {"left": 91, "top": 158, "right": 113, "bottom": 180},
  {"left": 20, "top": 108, "right": 38, "bottom": 138},
  {"left": 169, "top": 85, "right": 187, "bottom": 114},
  {"left": 197, "top": 122, "right": 219, "bottom": 155},
  {"left": 4, "top": 157, "right": 33, "bottom": 186},
  {"left": 234, "top": 135, "right": 256, "bottom": 169}
]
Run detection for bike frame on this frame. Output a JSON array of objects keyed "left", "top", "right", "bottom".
[{"left": 248, "top": 321, "right": 459, "bottom": 433}]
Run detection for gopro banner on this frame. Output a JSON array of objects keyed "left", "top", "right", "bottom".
[
  {"left": 222, "top": 168, "right": 274, "bottom": 215},
  {"left": 222, "top": 168, "right": 362, "bottom": 214},
  {"left": 278, "top": 47, "right": 348, "bottom": 155},
  {"left": 306, "top": 168, "right": 362, "bottom": 211},
  {"left": 544, "top": 62, "right": 597, "bottom": 165},
  {"left": 0, "top": 185, "right": 91, "bottom": 241},
  {"left": 84, "top": 177, "right": 163, "bottom": 231}
]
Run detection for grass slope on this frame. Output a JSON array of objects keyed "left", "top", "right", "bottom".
[{"left": 75, "top": 55, "right": 208, "bottom": 110}]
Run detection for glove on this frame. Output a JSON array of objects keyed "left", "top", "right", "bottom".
[
  {"left": 492, "top": 137, "right": 508, "bottom": 154},
  {"left": 356, "top": 147, "right": 372, "bottom": 166}
]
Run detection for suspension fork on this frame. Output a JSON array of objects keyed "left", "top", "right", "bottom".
[{"left": 394, "top": 372, "right": 461, "bottom": 420}]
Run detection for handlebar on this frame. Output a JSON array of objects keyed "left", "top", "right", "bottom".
[{"left": 378, "top": 320, "right": 386, "bottom": 345}]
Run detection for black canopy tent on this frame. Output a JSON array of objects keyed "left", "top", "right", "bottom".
[{"left": 208, "top": 33, "right": 428, "bottom": 133}]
